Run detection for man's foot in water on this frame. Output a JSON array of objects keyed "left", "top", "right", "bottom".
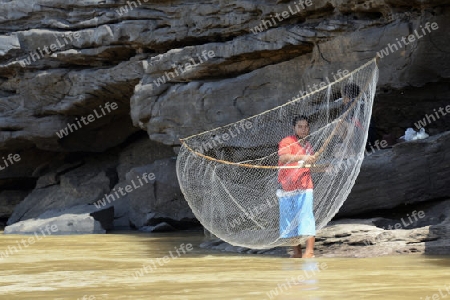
[
  {"left": 290, "top": 245, "right": 302, "bottom": 258},
  {"left": 303, "top": 251, "right": 315, "bottom": 258},
  {"left": 303, "top": 236, "right": 316, "bottom": 258}
]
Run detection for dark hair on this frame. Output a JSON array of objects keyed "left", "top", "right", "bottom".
[
  {"left": 343, "top": 83, "right": 360, "bottom": 99},
  {"left": 292, "top": 115, "right": 309, "bottom": 127}
]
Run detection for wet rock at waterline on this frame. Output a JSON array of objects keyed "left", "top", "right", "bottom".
[
  {"left": 201, "top": 198, "right": 450, "bottom": 257},
  {"left": 200, "top": 220, "right": 450, "bottom": 258},
  {"left": 4, "top": 205, "right": 114, "bottom": 234},
  {"left": 139, "top": 222, "right": 177, "bottom": 233}
]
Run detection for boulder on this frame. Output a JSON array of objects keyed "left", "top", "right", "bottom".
[
  {"left": 4, "top": 205, "right": 114, "bottom": 234},
  {"left": 7, "top": 158, "right": 115, "bottom": 225},
  {"left": 127, "top": 158, "right": 197, "bottom": 229},
  {"left": 92, "top": 177, "right": 134, "bottom": 229},
  {"left": 340, "top": 131, "right": 450, "bottom": 216},
  {"left": 90, "top": 157, "right": 197, "bottom": 229}
]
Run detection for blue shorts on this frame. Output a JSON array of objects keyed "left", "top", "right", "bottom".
[{"left": 277, "top": 189, "right": 315, "bottom": 238}]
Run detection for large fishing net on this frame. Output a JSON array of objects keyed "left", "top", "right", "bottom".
[{"left": 176, "top": 57, "right": 379, "bottom": 249}]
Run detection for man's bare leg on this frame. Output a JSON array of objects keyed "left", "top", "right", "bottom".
[
  {"left": 291, "top": 244, "right": 302, "bottom": 258},
  {"left": 303, "top": 237, "right": 315, "bottom": 258}
]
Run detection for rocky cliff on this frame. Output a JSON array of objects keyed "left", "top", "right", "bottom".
[{"left": 0, "top": 0, "right": 449, "bottom": 254}]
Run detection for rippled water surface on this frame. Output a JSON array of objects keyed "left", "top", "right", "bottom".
[{"left": 0, "top": 230, "right": 449, "bottom": 300}]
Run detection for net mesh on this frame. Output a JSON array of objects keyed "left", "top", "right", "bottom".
[{"left": 176, "top": 57, "right": 379, "bottom": 249}]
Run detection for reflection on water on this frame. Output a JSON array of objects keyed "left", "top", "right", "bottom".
[{"left": 0, "top": 230, "right": 449, "bottom": 300}]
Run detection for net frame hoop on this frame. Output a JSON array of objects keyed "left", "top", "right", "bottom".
[{"left": 180, "top": 140, "right": 326, "bottom": 169}]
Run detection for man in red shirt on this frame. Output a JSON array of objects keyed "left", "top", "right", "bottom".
[{"left": 278, "top": 115, "right": 316, "bottom": 258}]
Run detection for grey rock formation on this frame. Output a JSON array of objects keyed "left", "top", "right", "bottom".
[
  {"left": 7, "top": 157, "right": 115, "bottom": 225},
  {"left": 0, "top": 0, "right": 448, "bottom": 153},
  {"left": 101, "top": 156, "right": 199, "bottom": 230},
  {"left": 4, "top": 205, "right": 114, "bottom": 234},
  {"left": 5, "top": 137, "right": 197, "bottom": 231},
  {"left": 130, "top": 2, "right": 450, "bottom": 145}
]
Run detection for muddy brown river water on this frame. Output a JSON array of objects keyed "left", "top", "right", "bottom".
[{"left": 0, "top": 230, "right": 449, "bottom": 300}]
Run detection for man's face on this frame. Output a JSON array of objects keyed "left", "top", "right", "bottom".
[{"left": 294, "top": 120, "right": 309, "bottom": 138}]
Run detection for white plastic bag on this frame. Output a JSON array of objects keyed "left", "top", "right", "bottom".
[
  {"left": 404, "top": 128, "right": 417, "bottom": 141},
  {"left": 416, "top": 128, "right": 429, "bottom": 140}
]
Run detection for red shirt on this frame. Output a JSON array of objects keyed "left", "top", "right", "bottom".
[{"left": 278, "top": 135, "right": 314, "bottom": 191}]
